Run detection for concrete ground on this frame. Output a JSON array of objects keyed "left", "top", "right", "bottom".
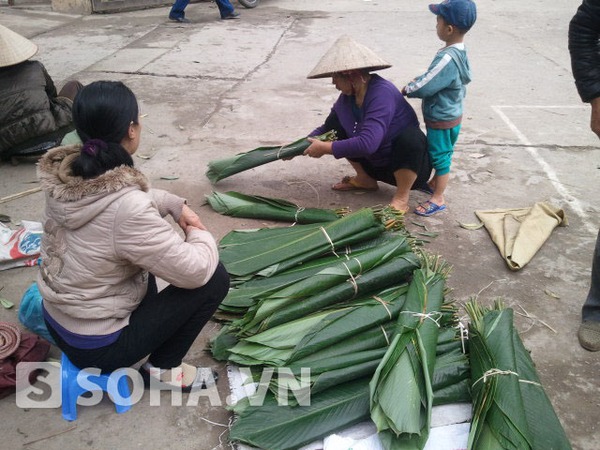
[{"left": 0, "top": 0, "right": 598, "bottom": 449}]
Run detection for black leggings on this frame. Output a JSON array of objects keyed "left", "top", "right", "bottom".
[{"left": 46, "top": 263, "right": 230, "bottom": 372}]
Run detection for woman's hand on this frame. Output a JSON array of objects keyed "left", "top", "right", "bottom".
[
  {"left": 304, "top": 138, "right": 332, "bottom": 158},
  {"left": 178, "top": 204, "right": 208, "bottom": 233}
]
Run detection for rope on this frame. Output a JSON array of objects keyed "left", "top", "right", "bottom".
[
  {"left": 293, "top": 207, "right": 305, "bottom": 224},
  {"left": 472, "top": 368, "right": 542, "bottom": 388},
  {"left": 275, "top": 145, "right": 286, "bottom": 159},
  {"left": 380, "top": 325, "right": 390, "bottom": 345},
  {"left": 0, "top": 322, "right": 21, "bottom": 360},
  {"left": 351, "top": 257, "right": 363, "bottom": 275},
  {"left": 458, "top": 322, "right": 468, "bottom": 354},
  {"left": 400, "top": 311, "right": 443, "bottom": 327},
  {"left": 472, "top": 369, "right": 519, "bottom": 386},
  {"left": 342, "top": 263, "right": 359, "bottom": 295},
  {"left": 319, "top": 226, "right": 339, "bottom": 257},
  {"left": 372, "top": 296, "right": 392, "bottom": 319}
]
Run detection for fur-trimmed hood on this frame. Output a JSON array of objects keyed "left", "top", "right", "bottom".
[
  {"left": 37, "top": 145, "right": 150, "bottom": 230},
  {"left": 37, "top": 145, "right": 150, "bottom": 201}
]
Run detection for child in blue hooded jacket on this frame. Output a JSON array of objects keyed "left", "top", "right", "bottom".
[{"left": 403, "top": 0, "right": 476, "bottom": 216}]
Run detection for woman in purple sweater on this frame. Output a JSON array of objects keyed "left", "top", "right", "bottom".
[{"left": 304, "top": 36, "right": 432, "bottom": 213}]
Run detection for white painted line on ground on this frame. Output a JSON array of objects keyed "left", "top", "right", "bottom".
[
  {"left": 494, "top": 105, "right": 587, "bottom": 109},
  {"left": 492, "top": 105, "right": 596, "bottom": 235}
]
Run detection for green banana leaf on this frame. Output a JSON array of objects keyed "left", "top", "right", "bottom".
[
  {"left": 219, "top": 208, "right": 383, "bottom": 277},
  {"left": 228, "top": 291, "right": 407, "bottom": 366},
  {"left": 289, "top": 321, "right": 396, "bottom": 367},
  {"left": 236, "top": 238, "right": 412, "bottom": 333},
  {"left": 228, "top": 309, "right": 336, "bottom": 366},
  {"left": 466, "top": 301, "right": 572, "bottom": 450},
  {"left": 229, "top": 377, "right": 371, "bottom": 450},
  {"left": 431, "top": 346, "right": 471, "bottom": 406},
  {"left": 287, "top": 284, "right": 409, "bottom": 362},
  {"left": 206, "top": 130, "right": 336, "bottom": 183},
  {"left": 253, "top": 254, "right": 419, "bottom": 334},
  {"left": 257, "top": 226, "right": 384, "bottom": 277},
  {"left": 370, "top": 259, "right": 447, "bottom": 449},
  {"left": 210, "top": 325, "right": 239, "bottom": 361},
  {"left": 276, "top": 330, "right": 470, "bottom": 406},
  {"left": 273, "top": 356, "right": 385, "bottom": 405},
  {"left": 220, "top": 233, "right": 404, "bottom": 314},
  {"left": 206, "top": 190, "right": 342, "bottom": 223}
]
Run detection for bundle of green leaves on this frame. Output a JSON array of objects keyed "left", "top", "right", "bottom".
[{"left": 205, "top": 130, "right": 336, "bottom": 183}]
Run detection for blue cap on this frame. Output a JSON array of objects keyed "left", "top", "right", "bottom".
[{"left": 429, "top": 0, "right": 477, "bottom": 31}]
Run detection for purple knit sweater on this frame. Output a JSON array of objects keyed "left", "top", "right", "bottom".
[{"left": 311, "top": 74, "right": 420, "bottom": 167}]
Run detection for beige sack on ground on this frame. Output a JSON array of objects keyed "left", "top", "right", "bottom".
[{"left": 475, "top": 202, "right": 568, "bottom": 271}]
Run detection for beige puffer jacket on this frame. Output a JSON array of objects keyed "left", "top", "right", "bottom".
[{"left": 37, "top": 145, "right": 220, "bottom": 336}]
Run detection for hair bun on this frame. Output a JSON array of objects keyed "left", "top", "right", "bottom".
[{"left": 81, "top": 138, "right": 108, "bottom": 157}]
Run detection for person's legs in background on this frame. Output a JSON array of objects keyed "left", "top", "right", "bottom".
[
  {"left": 579, "top": 230, "right": 600, "bottom": 351},
  {"left": 215, "top": 0, "right": 239, "bottom": 19},
  {"left": 169, "top": 0, "right": 190, "bottom": 22}
]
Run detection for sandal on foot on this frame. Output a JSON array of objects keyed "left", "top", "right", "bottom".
[
  {"left": 332, "top": 175, "right": 378, "bottom": 192},
  {"left": 414, "top": 201, "right": 446, "bottom": 217},
  {"left": 139, "top": 365, "right": 219, "bottom": 392}
]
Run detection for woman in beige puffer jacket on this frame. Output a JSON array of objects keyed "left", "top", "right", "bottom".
[{"left": 38, "top": 80, "right": 229, "bottom": 391}]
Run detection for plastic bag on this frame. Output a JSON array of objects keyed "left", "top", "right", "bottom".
[
  {"left": 18, "top": 282, "right": 55, "bottom": 344},
  {"left": 0, "top": 221, "right": 42, "bottom": 271}
]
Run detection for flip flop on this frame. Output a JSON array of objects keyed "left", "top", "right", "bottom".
[
  {"left": 414, "top": 201, "right": 447, "bottom": 217},
  {"left": 332, "top": 175, "right": 378, "bottom": 192}
]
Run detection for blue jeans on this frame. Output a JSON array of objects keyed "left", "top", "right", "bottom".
[
  {"left": 170, "top": 0, "right": 234, "bottom": 20},
  {"left": 169, "top": 0, "right": 189, "bottom": 19},
  {"left": 215, "top": 0, "right": 235, "bottom": 18}
]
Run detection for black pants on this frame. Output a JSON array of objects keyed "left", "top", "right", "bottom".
[
  {"left": 322, "top": 112, "right": 432, "bottom": 188},
  {"left": 583, "top": 230, "right": 600, "bottom": 322},
  {"left": 46, "top": 263, "right": 230, "bottom": 372}
]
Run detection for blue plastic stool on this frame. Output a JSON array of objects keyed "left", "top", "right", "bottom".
[{"left": 61, "top": 353, "right": 132, "bottom": 421}]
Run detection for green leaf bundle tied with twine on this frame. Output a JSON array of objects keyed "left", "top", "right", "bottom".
[{"left": 205, "top": 130, "right": 337, "bottom": 183}]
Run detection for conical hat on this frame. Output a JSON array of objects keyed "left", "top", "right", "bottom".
[
  {"left": 307, "top": 35, "right": 391, "bottom": 79},
  {"left": 0, "top": 25, "right": 38, "bottom": 68}
]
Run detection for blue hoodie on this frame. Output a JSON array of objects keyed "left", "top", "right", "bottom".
[{"left": 405, "top": 43, "right": 472, "bottom": 128}]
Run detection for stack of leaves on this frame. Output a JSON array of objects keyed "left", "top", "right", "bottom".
[
  {"left": 205, "top": 130, "right": 336, "bottom": 183},
  {"left": 226, "top": 261, "right": 470, "bottom": 450},
  {"left": 216, "top": 233, "right": 405, "bottom": 317},
  {"left": 227, "top": 284, "right": 407, "bottom": 370},
  {"left": 466, "top": 300, "right": 572, "bottom": 450},
  {"left": 206, "top": 191, "right": 347, "bottom": 224},
  {"left": 212, "top": 206, "right": 472, "bottom": 449},
  {"left": 219, "top": 208, "right": 385, "bottom": 278},
  {"left": 228, "top": 377, "right": 372, "bottom": 450},
  {"left": 369, "top": 256, "right": 450, "bottom": 449},
  {"left": 233, "top": 235, "right": 417, "bottom": 335}
]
